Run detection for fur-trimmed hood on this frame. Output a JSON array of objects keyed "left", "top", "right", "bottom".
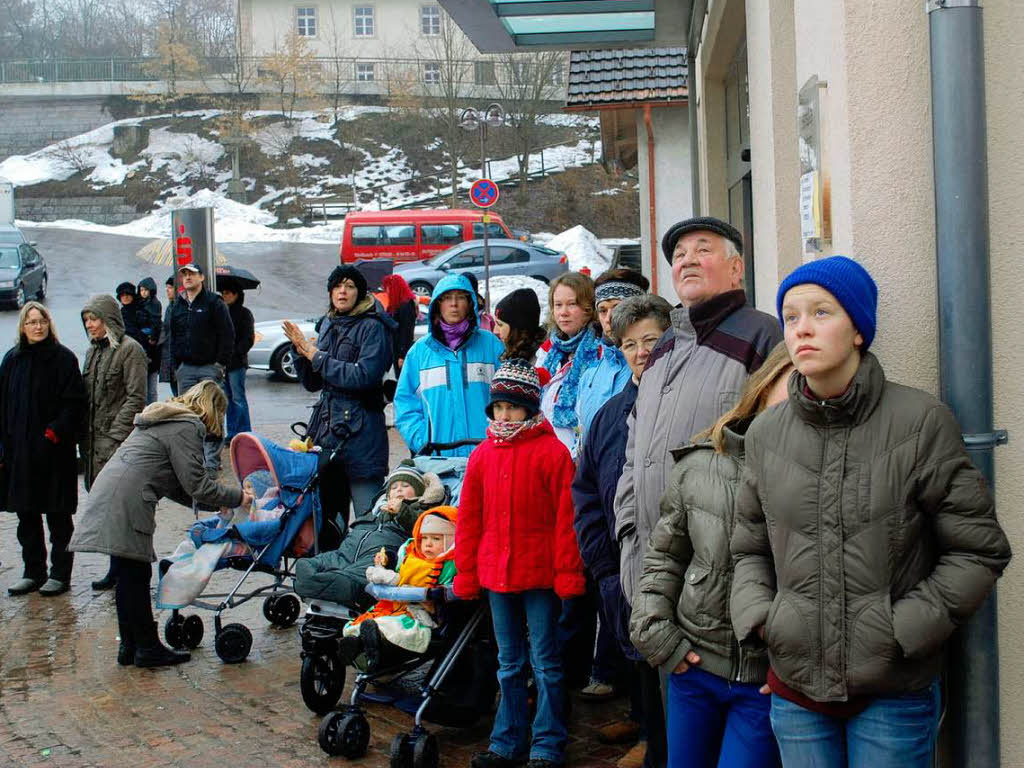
[{"left": 82, "top": 294, "right": 126, "bottom": 346}]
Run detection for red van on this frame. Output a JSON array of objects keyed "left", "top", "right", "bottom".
[{"left": 339, "top": 209, "right": 514, "bottom": 264}]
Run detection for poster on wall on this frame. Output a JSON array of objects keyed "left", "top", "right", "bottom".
[{"left": 798, "top": 76, "right": 831, "bottom": 254}]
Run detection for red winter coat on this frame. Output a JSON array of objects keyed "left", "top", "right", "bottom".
[{"left": 455, "top": 419, "right": 585, "bottom": 600}]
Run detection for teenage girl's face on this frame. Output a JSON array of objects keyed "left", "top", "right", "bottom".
[
  {"left": 494, "top": 317, "right": 511, "bottom": 343},
  {"left": 388, "top": 480, "right": 417, "bottom": 504},
  {"left": 596, "top": 298, "right": 622, "bottom": 338},
  {"left": 419, "top": 533, "right": 446, "bottom": 559},
  {"left": 332, "top": 279, "right": 359, "bottom": 313},
  {"left": 492, "top": 401, "right": 529, "bottom": 423},
  {"left": 552, "top": 284, "right": 589, "bottom": 338},
  {"left": 781, "top": 284, "right": 862, "bottom": 381}
]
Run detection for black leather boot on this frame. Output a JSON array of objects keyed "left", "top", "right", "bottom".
[
  {"left": 134, "top": 622, "right": 190, "bottom": 668},
  {"left": 117, "top": 622, "right": 136, "bottom": 666}
]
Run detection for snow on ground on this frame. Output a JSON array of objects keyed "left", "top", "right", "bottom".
[
  {"left": 142, "top": 128, "right": 224, "bottom": 182},
  {"left": 546, "top": 225, "right": 612, "bottom": 273},
  {"left": 479, "top": 275, "right": 549, "bottom": 319}
]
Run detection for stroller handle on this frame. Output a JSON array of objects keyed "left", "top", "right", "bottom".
[{"left": 416, "top": 439, "right": 482, "bottom": 457}]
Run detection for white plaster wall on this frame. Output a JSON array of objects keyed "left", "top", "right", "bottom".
[{"left": 635, "top": 106, "right": 691, "bottom": 303}]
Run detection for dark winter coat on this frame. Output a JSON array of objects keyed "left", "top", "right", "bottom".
[
  {"left": 0, "top": 334, "right": 86, "bottom": 515},
  {"left": 294, "top": 294, "right": 395, "bottom": 480},
  {"left": 454, "top": 419, "right": 585, "bottom": 600},
  {"left": 136, "top": 277, "right": 163, "bottom": 374},
  {"left": 630, "top": 426, "right": 769, "bottom": 683},
  {"left": 571, "top": 379, "right": 638, "bottom": 659},
  {"left": 80, "top": 294, "right": 148, "bottom": 490},
  {"left": 226, "top": 290, "right": 255, "bottom": 371},
  {"left": 392, "top": 298, "right": 417, "bottom": 371},
  {"left": 731, "top": 353, "right": 1012, "bottom": 701},
  {"left": 69, "top": 401, "right": 242, "bottom": 562},
  {"left": 294, "top": 472, "right": 446, "bottom": 607},
  {"left": 169, "top": 286, "right": 234, "bottom": 368},
  {"left": 159, "top": 299, "right": 175, "bottom": 383}
]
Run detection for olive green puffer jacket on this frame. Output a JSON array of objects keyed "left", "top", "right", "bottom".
[
  {"left": 730, "top": 353, "right": 1011, "bottom": 702},
  {"left": 630, "top": 425, "right": 768, "bottom": 683}
]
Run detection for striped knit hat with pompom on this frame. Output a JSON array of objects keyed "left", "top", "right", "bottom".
[{"left": 486, "top": 358, "right": 542, "bottom": 418}]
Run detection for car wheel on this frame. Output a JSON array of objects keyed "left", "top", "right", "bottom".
[
  {"left": 14, "top": 285, "right": 25, "bottom": 309},
  {"left": 271, "top": 344, "right": 300, "bottom": 382},
  {"left": 409, "top": 281, "right": 433, "bottom": 299},
  {"left": 36, "top": 274, "right": 47, "bottom": 299},
  {"left": 530, "top": 274, "right": 550, "bottom": 284}
]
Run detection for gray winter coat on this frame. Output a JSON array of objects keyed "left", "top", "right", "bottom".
[
  {"left": 730, "top": 353, "right": 1012, "bottom": 701},
  {"left": 69, "top": 401, "right": 242, "bottom": 562},
  {"left": 80, "top": 294, "right": 148, "bottom": 490},
  {"left": 630, "top": 426, "right": 768, "bottom": 683},
  {"left": 614, "top": 289, "right": 780, "bottom": 605}
]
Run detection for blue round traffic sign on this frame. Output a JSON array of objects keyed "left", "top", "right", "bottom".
[{"left": 470, "top": 178, "right": 499, "bottom": 208}]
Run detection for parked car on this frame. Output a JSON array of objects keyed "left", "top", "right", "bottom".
[
  {"left": 249, "top": 315, "right": 428, "bottom": 382},
  {"left": 339, "top": 209, "right": 513, "bottom": 265},
  {"left": 0, "top": 241, "right": 47, "bottom": 309},
  {"left": 0, "top": 224, "right": 30, "bottom": 245},
  {"left": 394, "top": 239, "right": 568, "bottom": 298}
]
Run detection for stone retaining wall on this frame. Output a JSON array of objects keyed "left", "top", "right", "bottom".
[{"left": 15, "top": 196, "right": 141, "bottom": 225}]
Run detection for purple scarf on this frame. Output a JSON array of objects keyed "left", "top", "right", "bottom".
[{"left": 439, "top": 318, "right": 472, "bottom": 349}]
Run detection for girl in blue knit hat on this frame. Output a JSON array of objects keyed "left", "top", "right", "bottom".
[{"left": 730, "top": 256, "right": 1011, "bottom": 768}]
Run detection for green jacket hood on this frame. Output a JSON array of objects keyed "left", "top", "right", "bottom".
[{"left": 82, "top": 294, "right": 126, "bottom": 343}]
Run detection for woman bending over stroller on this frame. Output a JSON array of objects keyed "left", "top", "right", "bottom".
[
  {"left": 70, "top": 381, "right": 253, "bottom": 668},
  {"left": 337, "top": 506, "right": 457, "bottom": 671},
  {"left": 295, "top": 463, "right": 445, "bottom": 608}
]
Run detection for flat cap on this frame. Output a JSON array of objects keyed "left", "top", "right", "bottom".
[{"left": 661, "top": 217, "right": 744, "bottom": 263}]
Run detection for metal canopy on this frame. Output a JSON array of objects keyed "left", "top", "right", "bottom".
[{"left": 439, "top": 0, "right": 659, "bottom": 50}]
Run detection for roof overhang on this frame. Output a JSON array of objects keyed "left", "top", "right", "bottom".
[
  {"left": 439, "top": 0, "right": 690, "bottom": 52},
  {"left": 564, "top": 96, "right": 687, "bottom": 112}
]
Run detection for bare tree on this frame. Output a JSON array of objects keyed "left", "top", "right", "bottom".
[
  {"left": 495, "top": 50, "right": 567, "bottom": 202},
  {"left": 144, "top": 17, "right": 201, "bottom": 113},
  {"left": 416, "top": 12, "right": 474, "bottom": 207},
  {"left": 321, "top": 5, "right": 352, "bottom": 127},
  {"left": 260, "top": 30, "right": 322, "bottom": 119}
]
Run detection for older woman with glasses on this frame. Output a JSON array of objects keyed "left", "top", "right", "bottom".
[{"left": 0, "top": 302, "right": 86, "bottom": 597}]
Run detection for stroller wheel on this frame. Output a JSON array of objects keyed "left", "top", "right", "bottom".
[
  {"left": 181, "top": 614, "right": 204, "bottom": 649},
  {"left": 389, "top": 733, "right": 411, "bottom": 768},
  {"left": 411, "top": 732, "right": 439, "bottom": 768},
  {"left": 318, "top": 710, "right": 370, "bottom": 758},
  {"left": 264, "top": 593, "right": 301, "bottom": 628},
  {"left": 164, "top": 614, "right": 186, "bottom": 649},
  {"left": 300, "top": 653, "right": 345, "bottom": 714},
  {"left": 214, "top": 623, "right": 253, "bottom": 664}
]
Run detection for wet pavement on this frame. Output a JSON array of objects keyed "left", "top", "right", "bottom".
[{"left": 0, "top": 228, "right": 633, "bottom": 767}]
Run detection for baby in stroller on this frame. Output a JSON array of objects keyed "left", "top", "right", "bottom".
[
  {"left": 337, "top": 506, "right": 457, "bottom": 672},
  {"left": 294, "top": 463, "right": 445, "bottom": 608}
]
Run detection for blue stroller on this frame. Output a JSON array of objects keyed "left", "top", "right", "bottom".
[{"left": 158, "top": 432, "right": 342, "bottom": 664}]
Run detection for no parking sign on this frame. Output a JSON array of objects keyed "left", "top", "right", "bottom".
[{"left": 470, "top": 178, "right": 499, "bottom": 208}]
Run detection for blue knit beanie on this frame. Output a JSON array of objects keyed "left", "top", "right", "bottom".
[{"left": 776, "top": 256, "right": 878, "bottom": 350}]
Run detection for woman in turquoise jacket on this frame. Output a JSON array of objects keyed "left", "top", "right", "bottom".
[{"left": 393, "top": 273, "right": 504, "bottom": 458}]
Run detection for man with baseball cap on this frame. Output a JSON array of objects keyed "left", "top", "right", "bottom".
[
  {"left": 613, "top": 217, "right": 781, "bottom": 767},
  {"left": 169, "top": 261, "right": 234, "bottom": 469}
]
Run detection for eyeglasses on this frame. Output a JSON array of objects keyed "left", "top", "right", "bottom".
[
  {"left": 620, "top": 336, "right": 660, "bottom": 355},
  {"left": 24, "top": 319, "right": 50, "bottom": 327}
]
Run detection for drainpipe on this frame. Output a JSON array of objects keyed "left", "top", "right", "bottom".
[
  {"left": 687, "top": 48, "right": 700, "bottom": 216},
  {"left": 927, "top": 3, "right": 1006, "bottom": 767},
  {"left": 643, "top": 104, "right": 658, "bottom": 294}
]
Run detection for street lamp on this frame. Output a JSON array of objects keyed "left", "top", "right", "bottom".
[{"left": 460, "top": 102, "right": 503, "bottom": 313}]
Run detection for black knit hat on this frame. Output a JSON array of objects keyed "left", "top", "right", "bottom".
[
  {"left": 486, "top": 358, "right": 542, "bottom": 418},
  {"left": 494, "top": 288, "right": 541, "bottom": 332},
  {"left": 661, "top": 217, "right": 744, "bottom": 263},
  {"left": 115, "top": 281, "right": 136, "bottom": 298},
  {"left": 327, "top": 265, "right": 368, "bottom": 304}
]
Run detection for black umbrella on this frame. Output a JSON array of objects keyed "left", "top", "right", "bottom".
[{"left": 214, "top": 265, "right": 261, "bottom": 291}]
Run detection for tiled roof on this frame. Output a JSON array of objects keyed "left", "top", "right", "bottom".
[{"left": 566, "top": 47, "right": 688, "bottom": 107}]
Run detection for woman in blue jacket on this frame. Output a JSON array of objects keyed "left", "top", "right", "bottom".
[
  {"left": 393, "top": 273, "right": 504, "bottom": 458},
  {"left": 285, "top": 266, "right": 395, "bottom": 529}
]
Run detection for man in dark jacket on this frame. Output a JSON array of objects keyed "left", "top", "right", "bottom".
[
  {"left": 219, "top": 282, "right": 254, "bottom": 440},
  {"left": 169, "top": 262, "right": 234, "bottom": 468}
]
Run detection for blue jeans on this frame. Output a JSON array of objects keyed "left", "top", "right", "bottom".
[
  {"left": 488, "top": 589, "right": 567, "bottom": 764},
  {"left": 769, "top": 680, "right": 941, "bottom": 768},
  {"left": 666, "top": 666, "right": 779, "bottom": 768},
  {"left": 223, "top": 367, "right": 251, "bottom": 439},
  {"left": 176, "top": 362, "right": 224, "bottom": 470}
]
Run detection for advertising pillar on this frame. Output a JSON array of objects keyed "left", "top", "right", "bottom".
[{"left": 170, "top": 207, "right": 216, "bottom": 288}]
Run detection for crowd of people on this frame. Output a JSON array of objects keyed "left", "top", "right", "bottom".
[{"left": 0, "top": 214, "right": 1012, "bottom": 768}]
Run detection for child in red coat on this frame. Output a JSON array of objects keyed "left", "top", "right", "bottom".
[{"left": 455, "top": 358, "right": 585, "bottom": 768}]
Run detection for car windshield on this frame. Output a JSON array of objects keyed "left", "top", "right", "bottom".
[{"left": 0, "top": 248, "right": 20, "bottom": 269}]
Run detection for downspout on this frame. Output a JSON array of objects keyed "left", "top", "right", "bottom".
[
  {"left": 926, "top": 3, "right": 1006, "bottom": 767},
  {"left": 687, "top": 48, "right": 700, "bottom": 216},
  {"left": 644, "top": 104, "right": 658, "bottom": 294}
]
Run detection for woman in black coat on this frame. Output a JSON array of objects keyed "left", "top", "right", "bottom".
[
  {"left": 0, "top": 301, "right": 86, "bottom": 597},
  {"left": 136, "top": 276, "right": 164, "bottom": 404}
]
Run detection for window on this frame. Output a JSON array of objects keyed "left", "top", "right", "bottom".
[
  {"left": 471, "top": 222, "right": 505, "bottom": 239},
  {"left": 420, "top": 223, "right": 463, "bottom": 245},
  {"left": 448, "top": 248, "right": 484, "bottom": 269},
  {"left": 296, "top": 6, "right": 317, "bottom": 36},
  {"left": 353, "top": 6, "right": 374, "bottom": 37},
  {"left": 350, "top": 223, "right": 415, "bottom": 245},
  {"left": 474, "top": 61, "right": 496, "bottom": 86},
  {"left": 489, "top": 247, "right": 529, "bottom": 265},
  {"left": 420, "top": 5, "right": 440, "bottom": 36},
  {"left": 351, "top": 225, "right": 383, "bottom": 246},
  {"left": 383, "top": 224, "right": 415, "bottom": 244},
  {"left": 355, "top": 62, "right": 375, "bottom": 81},
  {"left": 423, "top": 62, "right": 441, "bottom": 84}
]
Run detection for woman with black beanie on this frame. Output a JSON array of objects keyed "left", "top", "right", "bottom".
[{"left": 284, "top": 265, "right": 396, "bottom": 530}]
